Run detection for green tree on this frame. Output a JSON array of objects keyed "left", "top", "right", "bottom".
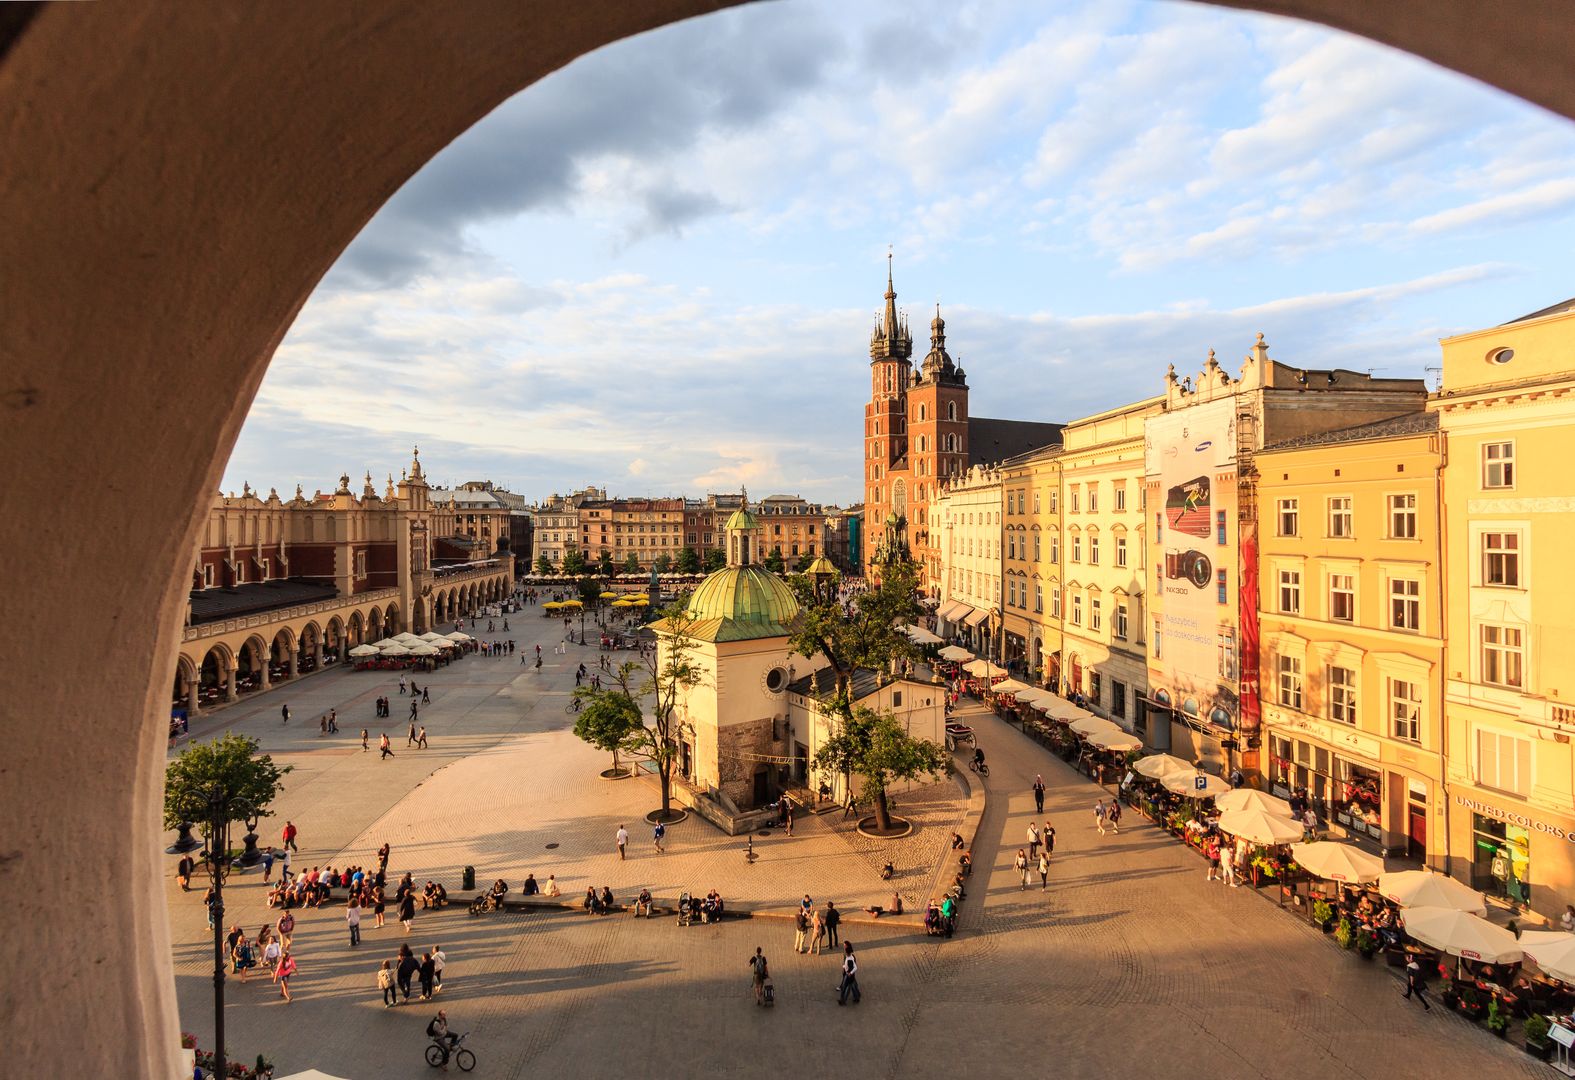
[
  {"left": 561, "top": 545, "right": 588, "bottom": 576},
  {"left": 534, "top": 553, "right": 554, "bottom": 575},
  {"left": 813, "top": 705, "right": 947, "bottom": 831},
  {"left": 164, "top": 733, "right": 292, "bottom": 853},
  {"left": 794, "top": 552, "right": 814, "bottom": 573},
  {"left": 577, "top": 576, "right": 604, "bottom": 610},
  {"left": 675, "top": 546, "right": 701, "bottom": 574},
  {"left": 597, "top": 549, "right": 616, "bottom": 577},
  {"left": 764, "top": 545, "right": 786, "bottom": 574},
  {"left": 572, "top": 685, "right": 644, "bottom": 776},
  {"left": 653, "top": 552, "right": 673, "bottom": 574},
  {"left": 702, "top": 548, "right": 726, "bottom": 573},
  {"left": 786, "top": 557, "right": 920, "bottom": 713},
  {"left": 623, "top": 553, "right": 641, "bottom": 574}
]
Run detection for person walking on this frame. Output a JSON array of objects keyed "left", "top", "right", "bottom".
[
  {"left": 1108, "top": 799, "right": 1122, "bottom": 834},
  {"left": 261, "top": 845, "right": 275, "bottom": 883},
  {"left": 399, "top": 887, "right": 417, "bottom": 934},
  {"left": 281, "top": 703, "right": 290, "bottom": 725},
  {"left": 417, "top": 726, "right": 427, "bottom": 749},
  {"left": 273, "top": 951, "right": 296, "bottom": 1001},
  {"left": 378, "top": 959, "right": 397, "bottom": 1007},
  {"left": 283, "top": 820, "right": 299, "bottom": 853},
  {"left": 328, "top": 708, "right": 337, "bottom": 733},
  {"left": 431, "top": 944, "right": 446, "bottom": 993},
  {"left": 794, "top": 906, "right": 809, "bottom": 954},
  {"left": 1093, "top": 799, "right": 1107, "bottom": 836},
  {"left": 836, "top": 942, "right": 860, "bottom": 1005},
  {"left": 1015, "top": 848, "right": 1030, "bottom": 890},
  {"left": 1043, "top": 820, "right": 1055, "bottom": 857},
  {"left": 421, "top": 686, "right": 430, "bottom": 705},
  {"left": 824, "top": 902, "right": 840, "bottom": 948},
  {"left": 810, "top": 907, "right": 825, "bottom": 955},
  {"left": 653, "top": 820, "right": 665, "bottom": 854},
  {"left": 1301, "top": 808, "right": 1318, "bottom": 843},
  {"left": 373, "top": 883, "right": 387, "bottom": 927},
  {"left": 1032, "top": 774, "right": 1046, "bottom": 814},
  {"left": 277, "top": 909, "right": 295, "bottom": 951},
  {"left": 408, "top": 721, "right": 418, "bottom": 747},
  {"left": 748, "top": 947, "right": 770, "bottom": 1006},
  {"left": 1206, "top": 836, "right": 1221, "bottom": 882},
  {"left": 399, "top": 674, "right": 408, "bottom": 696},
  {"left": 361, "top": 728, "right": 369, "bottom": 751},
  {"left": 1027, "top": 822, "right": 1040, "bottom": 859},
  {"left": 396, "top": 944, "right": 419, "bottom": 1003},
  {"left": 1037, "top": 850, "right": 1050, "bottom": 891},
  {"left": 380, "top": 733, "right": 393, "bottom": 760},
  {"left": 418, "top": 950, "right": 437, "bottom": 1001},
  {"left": 1403, "top": 956, "right": 1432, "bottom": 1011},
  {"left": 783, "top": 800, "right": 794, "bottom": 836},
  {"left": 616, "top": 824, "right": 629, "bottom": 860},
  {"left": 346, "top": 899, "right": 362, "bottom": 946}
]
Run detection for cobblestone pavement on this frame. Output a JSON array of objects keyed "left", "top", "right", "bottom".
[{"left": 168, "top": 613, "right": 1536, "bottom": 1078}]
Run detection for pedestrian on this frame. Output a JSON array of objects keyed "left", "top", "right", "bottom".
[
  {"left": 748, "top": 946, "right": 770, "bottom": 1006},
  {"left": 1301, "top": 808, "right": 1317, "bottom": 843},
  {"left": 283, "top": 820, "right": 299, "bottom": 853},
  {"left": 277, "top": 909, "right": 295, "bottom": 951},
  {"left": 1043, "top": 820, "right": 1055, "bottom": 856},
  {"left": 783, "top": 800, "right": 794, "bottom": 836},
  {"left": 417, "top": 726, "right": 427, "bottom": 749},
  {"left": 328, "top": 708, "right": 337, "bottom": 733},
  {"left": 1015, "top": 848, "right": 1030, "bottom": 890},
  {"left": 836, "top": 942, "right": 860, "bottom": 1005},
  {"left": 346, "top": 898, "right": 362, "bottom": 946},
  {"left": 361, "top": 729, "right": 369, "bottom": 752},
  {"left": 373, "top": 883, "right": 387, "bottom": 927},
  {"left": 1403, "top": 956, "right": 1432, "bottom": 1011},
  {"left": 431, "top": 944, "right": 446, "bottom": 992},
  {"left": 418, "top": 950, "right": 436, "bottom": 1001},
  {"left": 396, "top": 944, "right": 419, "bottom": 1003},
  {"left": 410, "top": 698, "right": 419, "bottom": 720},
  {"left": 1033, "top": 774, "right": 1046, "bottom": 814},
  {"left": 1093, "top": 799, "right": 1107, "bottom": 836},
  {"left": 408, "top": 721, "right": 417, "bottom": 747},
  {"left": 824, "top": 901, "right": 840, "bottom": 948},
  {"left": 273, "top": 951, "right": 296, "bottom": 1001},
  {"left": 176, "top": 853, "right": 194, "bottom": 891},
  {"left": 1027, "top": 822, "right": 1040, "bottom": 859},
  {"left": 653, "top": 820, "right": 665, "bottom": 854},
  {"left": 616, "top": 824, "right": 629, "bottom": 860},
  {"left": 1206, "top": 837, "right": 1221, "bottom": 882},
  {"left": 380, "top": 733, "right": 393, "bottom": 760},
  {"left": 399, "top": 888, "right": 416, "bottom": 934},
  {"left": 320, "top": 714, "right": 328, "bottom": 737},
  {"left": 1108, "top": 799, "right": 1122, "bottom": 834},
  {"left": 399, "top": 675, "right": 408, "bottom": 696},
  {"left": 794, "top": 906, "right": 809, "bottom": 953},
  {"left": 203, "top": 886, "right": 217, "bottom": 929},
  {"left": 1038, "top": 850, "right": 1050, "bottom": 891},
  {"left": 378, "top": 959, "right": 397, "bottom": 1007},
  {"left": 422, "top": 686, "right": 430, "bottom": 704},
  {"left": 810, "top": 907, "right": 825, "bottom": 955},
  {"left": 281, "top": 703, "right": 290, "bottom": 725}
]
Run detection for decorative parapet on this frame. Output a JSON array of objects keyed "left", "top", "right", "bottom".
[{"left": 182, "top": 586, "right": 399, "bottom": 642}]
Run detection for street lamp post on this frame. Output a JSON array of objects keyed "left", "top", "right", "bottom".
[{"left": 204, "top": 789, "right": 232, "bottom": 1080}]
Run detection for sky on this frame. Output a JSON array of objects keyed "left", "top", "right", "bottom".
[{"left": 225, "top": 0, "right": 1575, "bottom": 506}]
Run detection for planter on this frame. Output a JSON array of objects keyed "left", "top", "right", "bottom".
[
  {"left": 1524, "top": 1040, "right": 1553, "bottom": 1061},
  {"left": 1357, "top": 947, "right": 1377, "bottom": 961}
]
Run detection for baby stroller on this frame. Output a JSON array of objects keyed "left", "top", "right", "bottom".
[{"left": 676, "top": 891, "right": 694, "bottom": 927}]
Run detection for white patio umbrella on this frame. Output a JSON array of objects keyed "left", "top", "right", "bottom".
[
  {"left": 1519, "top": 930, "right": 1575, "bottom": 984},
  {"left": 347, "top": 643, "right": 379, "bottom": 658},
  {"left": 408, "top": 644, "right": 439, "bottom": 657},
  {"left": 992, "top": 678, "right": 1035, "bottom": 695},
  {"left": 1069, "top": 716, "right": 1116, "bottom": 736},
  {"left": 445, "top": 631, "right": 472, "bottom": 642},
  {"left": 277, "top": 1071, "right": 354, "bottom": 1080},
  {"left": 1013, "top": 687, "right": 1055, "bottom": 706},
  {"left": 1216, "top": 788, "right": 1297, "bottom": 818},
  {"left": 378, "top": 643, "right": 411, "bottom": 657},
  {"left": 1132, "top": 753, "right": 1193, "bottom": 780},
  {"left": 1290, "top": 842, "right": 1386, "bottom": 884},
  {"left": 371, "top": 637, "right": 400, "bottom": 648},
  {"left": 1379, "top": 870, "right": 1487, "bottom": 914},
  {"left": 938, "top": 645, "right": 973, "bottom": 662},
  {"left": 394, "top": 632, "right": 423, "bottom": 644},
  {"left": 1400, "top": 906, "right": 1523, "bottom": 963},
  {"left": 1087, "top": 727, "right": 1144, "bottom": 752},
  {"left": 963, "top": 659, "right": 1007, "bottom": 678},
  {"left": 1042, "top": 699, "right": 1093, "bottom": 722},
  {"left": 1161, "top": 771, "right": 1232, "bottom": 798},
  {"left": 419, "top": 631, "right": 449, "bottom": 642},
  {"left": 905, "top": 625, "right": 943, "bottom": 645},
  {"left": 1218, "top": 808, "right": 1305, "bottom": 845}
]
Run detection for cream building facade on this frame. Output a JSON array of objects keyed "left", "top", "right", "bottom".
[
  {"left": 1435, "top": 299, "right": 1575, "bottom": 918},
  {"left": 936, "top": 463, "right": 1004, "bottom": 655}
]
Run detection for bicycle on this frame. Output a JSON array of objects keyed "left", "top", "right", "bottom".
[
  {"left": 425, "top": 1031, "right": 476, "bottom": 1072},
  {"left": 968, "top": 758, "right": 990, "bottom": 778}
]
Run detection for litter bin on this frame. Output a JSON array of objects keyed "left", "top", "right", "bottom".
[{"left": 462, "top": 865, "right": 475, "bottom": 892}]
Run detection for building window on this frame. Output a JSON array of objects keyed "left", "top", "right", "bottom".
[
  {"left": 1032, "top": 533, "right": 1041, "bottom": 561},
  {"left": 1390, "top": 679, "right": 1421, "bottom": 743},
  {"left": 1152, "top": 622, "right": 1162, "bottom": 658},
  {"left": 1218, "top": 628, "right": 1236, "bottom": 679},
  {"left": 1482, "top": 532, "right": 1520, "bottom": 587},
  {"left": 258, "top": 558, "right": 270, "bottom": 581},
  {"left": 355, "top": 551, "right": 367, "bottom": 578},
  {"left": 1277, "top": 499, "right": 1299, "bottom": 537},
  {"left": 1072, "top": 536, "right": 1082, "bottom": 562},
  {"left": 1089, "top": 671, "right": 1102, "bottom": 706},
  {"left": 1480, "top": 624, "right": 1524, "bottom": 688},
  {"left": 1482, "top": 441, "right": 1515, "bottom": 489},
  {"left": 1216, "top": 510, "right": 1228, "bottom": 546},
  {"left": 1087, "top": 484, "right": 1098, "bottom": 512},
  {"left": 1389, "top": 494, "right": 1417, "bottom": 539},
  {"left": 1277, "top": 654, "right": 1303, "bottom": 710},
  {"left": 1049, "top": 490, "right": 1057, "bottom": 513},
  {"left": 1278, "top": 569, "right": 1301, "bottom": 614},
  {"left": 1476, "top": 729, "right": 1531, "bottom": 795},
  {"left": 1327, "top": 497, "right": 1352, "bottom": 539},
  {"left": 1051, "top": 587, "right": 1062, "bottom": 619},
  {"left": 1114, "top": 485, "right": 1126, "bottom": 512},
  {"left": 1089, "top": 535, "right": 1100, "bottom": 565},
  {"left": 1329, "top": 574, "right": 1355, "bottom": 622},
  {"left": 947, "top": 402, "right": 957, "bottom": 421},
  {"left": 202, "top": 564, "right": 214, "bottom": 588},
  {"left": 1034, "top": 584, "right": 1043, "bottom": 613},
  {"left": 1113, "top": 536, "right": 1127, "bottom": 568},
  {"left": 1050, "top": 537, "right": 1059, "bottom": 563},
  {"left": 1115, "top": 603, "right": 1128, "bottom": 640},
  {"left": 1111, "top": 680, "right": 1126, "bottom": 718},
  {"left": 1389, "top": 578, "right": 1420, "bottom": 631},
  {"left": 1216, "top": 569, "right": 1228, "bottom": 605},
  {"left": 1328, "top": 665, "right": 1357, "bottom": 725},
  {"left": 1071, "top": 594, "right": 1083, "bottom": 626},
  {"left": 1070, "top": 489, "right": 1080, "bottom": 513},
  {"left": 1091, "top": 598, "right": 1102, "bottom": 632}
]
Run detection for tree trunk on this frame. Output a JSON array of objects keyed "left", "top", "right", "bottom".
[
  {"left": 659, "top": 760, "right": 671, "bottom": 816},
  {"left": 874, "top": 786, "right": 892, "bottom": 831},
  {"left": 611, "top": 747, "right": 621, "bottom": 774}
]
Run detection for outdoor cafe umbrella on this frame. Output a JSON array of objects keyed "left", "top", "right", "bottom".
[
  {"left": 394, "top": 632, "right": 423, "bottom": 644},
  {"left": 371, "top": 637, "right": 400, "bottom": 648},
  {"left": 348, "top": 644, "right": 380, "bottom": 658},
  {"left": 1044, "top": 699, "right": 1093, "bottom": 722},
  {"left": 906, "top": 626, "right": 943, "bottom": 645},
  {"left": 419, "top": 631, "right": 449, "bottom": 642},
  {"left": 1132, "top": 753, "right": 1193, "bottom": 780},
  {"left": 1087, "top": 727, "right": 1144, "bottom": 753},
  {"left": 1161, "top": 770, "right": 1232, "bottom": 798},
  {"left": 600, "top": 591, "right": 619, "bottom": 599},
  {"left": 1068, "top": 716, "right": 1116, "bottom": 736},
  {"left": 1218, "top": 808, "right": 1305, "bottom": 845},
  {"left": 445, "top": 632, "right": 471, "bottom": 642},
  {"left": 938, "top": 646, "right": 973, "bottom": 662},
  {"left": 378, "top": 643, "right": 411, "bottom": 657},
  {"left": 1216, "top": 788, "right": 1297, "bottom": 818},
  {"left": 1519, "top": 930, "right": 1575, "bottom": 984},
  {"left": 1379, "top": 870, "right": 1487, "bottom": 914},
  {"left": 1013, "top": 687, "right": 1055, "bottom": 707},
  {"left": 963, "top": 659, "right": 1006, "bottom": 678},
  {"left": 992, "top": 677, "right": 1035, "bottom": 696},
  {"left": 1290, "top": 841, "right": 1386, "bottom": 884},
  {"left": 1400, "top": 906, "right": 1523, "bottom": 964},
  {"left": 408, "top": 644, "right": 440, "bottom": 657}
]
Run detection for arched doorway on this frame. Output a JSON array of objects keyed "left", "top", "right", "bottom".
[
  {"left": 269, "top": 628, "right": 295, "bottom": 681},
  {"left": 325, "top": 616, "right": 345, "bottom": 665},
  {"left": 236, "top": 635, "right": 268, "bottom": 696},
  {"left": 298, "top": 622, "right": 321, "bottom": 674},
  {"left": 366, "top": 607, "right": 382, "bottom": 642},
  {"left": 384, "top": 602, "right": 401, "bottom": 636},
  {"left": 347, "top": 610, "right": 364, "bottom": 647},
  {"left": 171, "top": 655, "right": 198, "bottom": 717},
  {"left": 199, "top": 643, "right": 233, "bottom": 707}
]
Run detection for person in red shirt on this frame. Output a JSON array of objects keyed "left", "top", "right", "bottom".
[{"left": 282, "top": 820, "right": 299, "bottom": 853}]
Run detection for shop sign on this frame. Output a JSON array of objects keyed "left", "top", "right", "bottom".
[
  {"left": 1263, "top": 706, "right": 1380, "bottom": 760},
  {"left": 1456, "top": 794, "right": 1575, "bottom": 843}
]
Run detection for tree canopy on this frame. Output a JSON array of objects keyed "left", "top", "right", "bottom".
[
  {"left": 702, "top": 548, "right": 726, "bottom": 573},
  {"left": 597, "top": 549, "right": 616, "bottom": 577},
  {"left": 572, "top": 685, "right": 644, "bottom": 774},
  {"left": 534, "top": 553, "right": 554, "bottom": 575},
  {"left": 622, "top": 553, "right": 641, "bottom": 573},
  {"left": 675, "top": 546, "right": 701, "bottom": 574},
  {"left": 164, "top": 732, "right": 292, "bottom": 830},
  {"left": 785, "top": 558, "right": 920, "bottom": 713},
  {"left": 812, "top": 704, "right": 946, "bottom": 830},
  {"left": 653, "top": 553, "right": 673, "bottom": 573},
  {"left": 764, "top": 545, "right": 786, "bottom": 574},
  {"left": 561, "top": 546, "right": 588, "bottom": 576}
]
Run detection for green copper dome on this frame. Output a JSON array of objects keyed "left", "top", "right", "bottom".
[
  {"left": 681, "top": 565, "right": 799, "bottom": 641},
  {"left": 723, "top": 506, "right": 761, "bottom": 532}
]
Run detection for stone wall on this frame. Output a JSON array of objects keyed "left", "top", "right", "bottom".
[{"left": 715, "top": 715, "right": 780, "bottom": 810}]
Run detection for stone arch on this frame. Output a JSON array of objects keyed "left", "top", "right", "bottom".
[
  {"left": 298, "top": 620, "right": 322, "bottom": 673},
  {"left": 383, "top": 601, "right": 401, "bottom": 636},
  {"left": 269, "top": 626, "right": 296, "bottom": 680},
  {"left": 171, "top": 653, "right": 199, "bottom": 714},
  {"left": 411, "top": 595, "right": 428, "bottom": 635},
  {"left": 199, "top": 642, "right": 236, "bottom": 706},
  {"left": 366, "top": 606, "right": 383, "bottom": 641},
  {"left": 236, "top": 634, "right": 269, "bottom": 694},
  {"left": 347, "top": 609, "right": 365, "bottom": 647},
  {"left": 325, "top": 615, "right": 345, "bottom": 662},
  {"left": 5, "top": 5, "right": 1571, "bottom": 1075}
]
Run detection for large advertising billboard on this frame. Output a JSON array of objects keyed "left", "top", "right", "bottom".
[{"left": 1145, "top": 399, "right": 1239, "bottom": 731}]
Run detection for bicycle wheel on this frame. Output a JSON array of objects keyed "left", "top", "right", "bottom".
[
  {"left": 425, "top": 1045, "right": 446, "bottom": 1068},
  {"left": 456, "top": 1049, "right": 476, "bottom": 1072}
]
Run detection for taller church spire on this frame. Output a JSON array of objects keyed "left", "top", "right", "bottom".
[{"left": 870, "top": 250, "right": 912, "bottom": 363}]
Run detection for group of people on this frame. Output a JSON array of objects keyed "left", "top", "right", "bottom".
[
  {"left": 789, "top": 896, "right": 842, "bottom": 955},
  {"left": 377, "top": 942, "right": 447, "bottom": 1006},
  {"left": 222, "top": 916, "right": 299, "bottom": 1000}
]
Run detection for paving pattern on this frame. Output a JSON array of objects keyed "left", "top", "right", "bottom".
[{"left": 167, "top": 610, "right": 1537, "bottom": 1078}]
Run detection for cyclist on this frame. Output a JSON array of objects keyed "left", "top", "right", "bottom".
[
  {"left": 973, "top": 746, "right": 986, "bottom": 771},
  {"left": 427, "top": 1009, "right": 459, "bottom": 1058}
]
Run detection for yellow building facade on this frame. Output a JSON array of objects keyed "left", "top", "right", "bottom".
[
  {"left": 1435, "top": 300, "right": 1575, "bottom": 919},
  {"left": 1002, "top": 445, "right": 1063, "bottom": 684},
  {"left": 1254, "top": 415, "right": 1446, "bottom": 867}
]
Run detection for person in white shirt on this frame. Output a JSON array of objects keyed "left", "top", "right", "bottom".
[
  {"left": 431, "top": 945, "right": 446, "bottom": 992},
  {"left": 837, "top": 943, "right": 860, "bottom": 1005},
  {"left": 616, "top": 825, "right": 629, "bottom": 860}
]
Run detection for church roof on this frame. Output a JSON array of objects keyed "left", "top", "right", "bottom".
[
  {"left": 967, "top": 417, "right": 1064, "bottom": 466},
  {"left": 188, "top": 579, "right": 339, "bottom": 625},
  {"left": 654, "top": 565, "right": 799, "bottom": 642},
  {"left": 723, "top": 506, "right": 761, "bottom": 532}
]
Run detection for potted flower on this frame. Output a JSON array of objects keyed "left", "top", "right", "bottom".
[
  {"left": 1355, "top": 926, "right": 1379, "bottom": 959},
  {"left": 1311, "top": 899, "right": 1335, "bottom": 933},
  {"left": 1485, "top": 999, "right": 1510, "bottom": 1038},
  {"left": 1525, "top": 1014, "right": 1554, "bottom": 1060},
  {"left": 1334, "top": 917, "right": 1357, "bottom": 950},
  {"left": 1455, "top": 986, "right": 1485, "bottom": 1022}
]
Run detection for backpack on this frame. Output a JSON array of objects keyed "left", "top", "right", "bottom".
[{"left": 426, "top": 1018, "right": 440, "bottom": 1037}]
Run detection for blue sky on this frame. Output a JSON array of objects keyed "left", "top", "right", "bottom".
[{"left": 226, "top": 0, "right": 1575, "bottom": 505}]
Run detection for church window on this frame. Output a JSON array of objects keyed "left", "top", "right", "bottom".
[
  {"left": 918, "top": 403, "right": 927, "bottom": 421},
  {"left": 947, "top": 402, "right": 958, "bottom": 421}
]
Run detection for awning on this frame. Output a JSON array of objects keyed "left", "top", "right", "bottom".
[
  {"left": 937, "top": 600, "right": 971, "bottom": 623},
  {"left": 962, "top": 608, "right": 991, "bottom": 627}
]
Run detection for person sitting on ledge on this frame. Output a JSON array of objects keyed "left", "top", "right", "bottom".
[
  {"left": 487, "top": 879, "right": 509, "bottom": 910},
  {"left": 880, "top": 861, "right": 895, "bottom": 880},
  {"left": 888, "top": 891, "right": 903, "bottom": 916},
  {"left": 585, "top": 887, "right": 602, "bottom": 916},
  {"left": 958, "top": 850, "right": 972, "bottom": 876},
  {"left": 950, "top": 832, "right": 965, "bottom": 850},
  {"left": 925, "top": 898, "right": 942, "bottom": 935},
  {"left": 634, "top": 888, "right": 653, "bottom": 917},
  {"left": 522, "top": 873, "right": 539, "bottom": 896},
  {"left": 431, "top": 882, "right": 447, "bottom": 909},
  {"left": 600, "top": 885, "right": 616, "bottom": 915},
  {"left": 545, "top": 874, "right": 561, "bottom": 897},
  {"left": 421, "top": 881, "right": 440, "bottom": 909}
]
